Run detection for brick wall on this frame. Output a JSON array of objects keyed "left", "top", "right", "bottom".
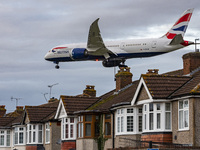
[
  {"left": 26, "top": 144, "right": 45, "bottom": 150},
  {"left": 141, "top": 132, "right": 172, "bottom": 143},
  {"left": 61, "top": 140, "right": 76, "bottom": 150},
  {"left": 115, "top": 67, "right": 132, "bottom": 91},
  {"left": 182, "top": 52, "right": 200, "bottom": 75}
]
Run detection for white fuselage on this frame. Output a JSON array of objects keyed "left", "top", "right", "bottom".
[{"left": 44, "top": 38, "right": 185, "bottom": 62}]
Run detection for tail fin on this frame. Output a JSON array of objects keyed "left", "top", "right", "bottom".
[{"left": 162, "top": 8, "right": 194, "bottom": 39}]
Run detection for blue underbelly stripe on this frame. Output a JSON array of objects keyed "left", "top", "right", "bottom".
[{"left": 46, "top": 52, "right": 166, "bottom": 62}]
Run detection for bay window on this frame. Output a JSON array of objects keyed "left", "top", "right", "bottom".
[
  {"left": 61, "top": 117, "right": 76, "bottom": 140},
  {"left": 27, "top": 124, "right": 43, "bottom": 144},
  {"left": 143, "top": 103, "right": 171, "bottom": 132},
  {"left": 77, "top": 114, "right": 102, "bottom": 138},
  {"left": 116, "top": 107, "right": 142, "bottom": 135},
  {"left": 0, "top": 130, "right": 10, "bottom": 147},
  {"left": 14, "top": 126, "right": 26, "bottom": 145},
  {"left": 179, "top": 100, "right": 189, "bottom": 130}
]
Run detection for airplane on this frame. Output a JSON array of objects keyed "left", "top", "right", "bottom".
[{"left": 45, "top": 8, "right": 195, "bottom": 69}]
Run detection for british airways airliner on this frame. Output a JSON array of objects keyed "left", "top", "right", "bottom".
[{"left": 45, "top": 9, "right": 194, "bottom": 69}]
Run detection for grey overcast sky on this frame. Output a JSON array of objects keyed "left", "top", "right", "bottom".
[{"left": 0, "top": 0, "right": 200, "bottom": 112}]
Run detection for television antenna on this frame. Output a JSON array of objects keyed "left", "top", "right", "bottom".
[
  {"left": 11, "top": 96, "right": 22, "bottom": 107},
  {"left": 41, "top": 93, "right": 48, "bottom": 102},
  {"left": 48, "top": 83, "right": 59, "bottom": 99}
]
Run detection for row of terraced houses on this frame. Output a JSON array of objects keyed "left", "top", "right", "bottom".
[{"left": 1, "top": 52, "right": 200, "bottom": 150}]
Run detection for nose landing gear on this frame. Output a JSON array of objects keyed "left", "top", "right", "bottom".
[{"left": 54, "top": 62, "right": 60, "bottom": 69}]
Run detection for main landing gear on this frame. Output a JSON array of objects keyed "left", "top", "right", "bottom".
[
  {"left": 119, "top": 59, "right": 128, "bottom": 68},
  {"left": 54, "top": 62, "right": 60, "bottom": 69}
]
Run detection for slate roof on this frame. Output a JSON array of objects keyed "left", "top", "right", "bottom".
[
  {"left": 60, "top": 96, "right": 99, "bottom": 115},
  {"left": 25, "top": 100, "right": 59, "bottom": 123}
]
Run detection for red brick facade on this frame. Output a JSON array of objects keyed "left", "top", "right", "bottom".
[
  {"left": 141, "top": 132, "right": 172, "bottom": 143},
  {"left": 61, "top": 140, "right": 76, "bottom": 150},
  {"left": 26, "top": 145, "right": 38, "bottom": 150}
]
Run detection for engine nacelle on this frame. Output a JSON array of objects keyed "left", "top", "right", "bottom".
[
  {"left": 70, "top": 48, "right": 88, "bottom": 60},
  {"left": 102, "top": 58, "right": 123, "bottom": 67}
]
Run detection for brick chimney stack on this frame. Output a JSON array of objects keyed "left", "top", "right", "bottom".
[
  {"left": 0, "top": 105, "right": 6, "bottom": 117},
  {"left": 115, "top": 67, "right": 133, "bottom": 91},
  {"left": 83, "top": 85, "right": 96, "bottom": 97},
  {"left": 182, "top": 52, "right": 200, "bottom": 75}
]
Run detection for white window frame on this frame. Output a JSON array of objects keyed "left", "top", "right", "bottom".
[
  {"left": 0, "top": 130, "right": 10, "bottom": 147},
  {"left": 116, "top": 107, "right": 142, "bottom": 135},
  {"left": 61, "top": 117, "right": 77, "bottom": 140},
  {"left": 78, "top": 116, "right": 83, "bottom": 138},
  {"left": 14, "top": 126, "right": 26, "bottom": 145},
  {"left": 143, "top": 103, "right": 172, "bottom": 132},
  {"left": 45, "top": 123, "right": 50, "bottom": 144},
  {"left": 26, "top": 124, "right": 43, "bottom": 144},
  {"left": 178, "top": 99, "right": 189, "bottom": 130}
]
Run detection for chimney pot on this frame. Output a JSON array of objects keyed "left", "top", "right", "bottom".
[
  {"left": 83, "top": 85, "right": 96, "bottom": 97},
  {"left": 146, "top": 69, "right": 159, "bottom": 75}
]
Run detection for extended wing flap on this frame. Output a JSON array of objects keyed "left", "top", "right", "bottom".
[{"left": 169, "top": 34, "right": 184, "bottom": 45}]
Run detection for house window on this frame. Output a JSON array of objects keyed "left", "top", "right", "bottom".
[
  {"left": 14, "top": 126, "right": 26, "bottom": 145},
  {"left": 105, "top": 114, "right": 111, "bottom": 137},
  {"left": 127, "top": 108, "right": 134, "bottom": 132},
  {"left": 61, "top": 117, "right": 76, "bottom": 140},
  {"left": 78, "top": 114, "right": 104, "bottom": 138},
  {"left": 179, "top": 100, "right": 189, "bottom": 130},
  {"left": 0, "top": 130, "right": 10, "bottom": 147},
  {"left": 117, "top": 108, "right": 124, "bottom": 133},
  {"left": 165, "top": 103, "right": 171, "bottom": 130},
  {"left": 45, "top": 123, "right": 50, "bottom": 143},
  {"left": 27, "top": 124, "right": 43, "bottom": 144},
  {"left": 85, "top": 115, "right": 92, "bottom": 137},
  {"left": 78, "top": 116, "right": 83, "bottom": 138},
  {"left": 156, "top": 104, "right": 161, "bottom": 129},
  {"left": 149, "top": 103, "right": 154, "bottom": 130},
  {"left": 143, "top": 103, "right": 171, "bottom": 132},
  {"left": 138, "top": 108, "right": 143, "bottom": 132}
]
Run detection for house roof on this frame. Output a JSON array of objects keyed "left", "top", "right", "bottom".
[
  {"left": 60, "top": 96, "right": 99, "bottom": 115},
  {"left": 142, "top": 74, "right": 192, "bottom": 99},
  {"left": 170, "top": 70, "right": 200, "bottom": 98},
  {"left": 25, "top": 100, "right": 59, "bottom": 123},
  {"left": 87, "top": 80, "right": 139, "bottom": 112},
  {"left": 0, "top": 117, "right": 17, "bottom": 128}
]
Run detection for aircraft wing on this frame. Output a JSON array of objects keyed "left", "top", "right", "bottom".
[{"left": 87, "top": 18, "right": 115, "bottom": 59}]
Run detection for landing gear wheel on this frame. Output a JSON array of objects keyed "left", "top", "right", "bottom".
[{"left": 55, "top": 65, "right": 60, "bottom": 69}]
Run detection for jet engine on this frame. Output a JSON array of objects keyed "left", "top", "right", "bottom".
[
  {"left": 102, "top": 58, "right": 124, "bottom": 67},
  {"left": 70, "top": 48, "right": 88, "bottom": 60}
]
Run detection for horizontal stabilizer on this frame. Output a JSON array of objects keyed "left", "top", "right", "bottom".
[{"left": 169, "top": 34, "right": 184, "bottom": 45}]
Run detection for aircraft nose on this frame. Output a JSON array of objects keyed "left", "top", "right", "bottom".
[{"left": 44, "top": 52, "right": 50, "bottom": 61}]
